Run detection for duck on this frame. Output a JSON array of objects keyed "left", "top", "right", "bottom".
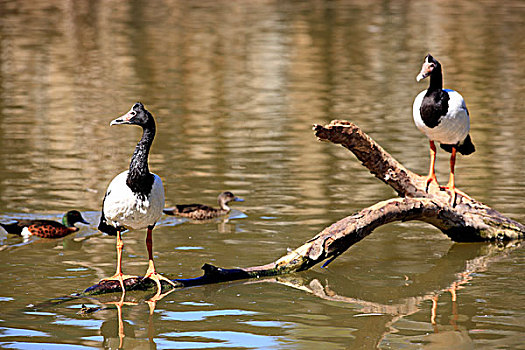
[
  {"left": 97, "top": 102, "right": 176, "bottom": 296},
  {"left": 163, "top": 191, "right": 244, "bottom": 220},
  {"left": 413, "top": 54, "right": 475, "bottom": 204},
  {"left": 0, "top": 210, "right": 89, "bottom": 239}
]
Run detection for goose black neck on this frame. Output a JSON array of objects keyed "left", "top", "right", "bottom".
[
  {"left": 126, "top": 120, "right": 156, "bottom": 197},
  {"left": 428, "top": 65, "right": 443, "bottom": 92}
]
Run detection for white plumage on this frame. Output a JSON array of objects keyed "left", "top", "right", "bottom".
[
  {"left": 103, "top": 170, "right": 165, "bottom": 230},
  {"left": 413, "top": 89, "right": 470, "bottom": 145}
]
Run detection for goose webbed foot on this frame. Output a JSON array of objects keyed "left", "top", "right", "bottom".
[
  {"left": 439, "top": 186, "right": 474, "bottom": 207},
  {"left": 143, "top": 269, "right": 178, "bottom": 293},
  {"left": 441, "top": 186, "right": 458, "bottom": 207},
  {"left": 100, "top": 273, "right": 139, "bottom": 293},
  {"left": 424, "top": 174, "right": 439, "bottom": 193}
]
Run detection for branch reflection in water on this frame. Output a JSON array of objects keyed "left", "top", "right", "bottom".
[{"left": 69, "top": 240, "right": 519, "bottom": 348}]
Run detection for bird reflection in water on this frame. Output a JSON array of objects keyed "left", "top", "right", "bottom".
[
  {"left": 258, "top": 272, "right": 474, "bottom": 347},
  {"left": 80, "top": 287, "right": 176, "bottom": 349}
]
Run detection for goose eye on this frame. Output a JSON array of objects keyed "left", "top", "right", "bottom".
[{"left": 130, "top": 111, "right": 137, "bottom": 116}]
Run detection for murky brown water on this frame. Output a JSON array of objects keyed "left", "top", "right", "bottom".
[{"left": 0, "top": 0, "right": 524, "bottom": 349}]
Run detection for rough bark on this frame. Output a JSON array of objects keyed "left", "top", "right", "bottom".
[
  {"left": 79, "top": 120, "right": 524, "bottom": 296},
  {"left": 313, "top": 120, "right": 525, "bottom": 241}
]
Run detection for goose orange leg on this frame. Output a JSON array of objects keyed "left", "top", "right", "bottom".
[
  {"left": 441, "top": 147, "right": 474, "bottom": 205},
  {"left": 445, "top": 147, "right": 457, "bottom": 191},
  {"left": 143, "top": 226, "right": 177, "bottom": 300},
  {"left": 425, "top": 140, "right": 439, "bottom": 191},
  {"left": 440, "top": 147, "right": 459, "bottom": 206},
  {"left": 101, "top": 230, "right": 137, "bottom": 292}
]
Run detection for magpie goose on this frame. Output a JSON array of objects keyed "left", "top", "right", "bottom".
[
  {"left": 98, "top": 102, "right": 175, "bottom": 295},
  {"left": 413, "top": 54, "right": 475, "bottom": 205}
]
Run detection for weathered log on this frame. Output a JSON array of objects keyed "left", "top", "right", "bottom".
[
  {"left": 79, "top": 120, "right": 524, "bottom": 296},
  {"left": 313, "top": 120, "right": 525, "bottom": 241}
]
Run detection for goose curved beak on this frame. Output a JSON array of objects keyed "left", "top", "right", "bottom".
[
  {"left": 416, "top": 72, "right": 429, "bottom": 82},
  {"left": 416, "top": 62, "right": 432, "bottom": 82},
  {"left": 110, "top": 108, "right": 134, "bottom": 126}
]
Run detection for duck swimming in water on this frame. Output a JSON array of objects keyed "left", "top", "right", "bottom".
[
  {"left": 0, "top": 210, "right": 89, "bottom": 239},
  {"left": 163, "top": 191, "right": 244, "bottom": 220}
]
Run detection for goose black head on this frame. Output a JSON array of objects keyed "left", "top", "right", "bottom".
[
  {"left": 63, "top": 210, "right": 89, "bottom": 227},
  {"left": 416, "top": 54, "right": 441, "bottom": 82},
  {"left": 110, "top": 102, "right": 153, "bottom": 128}
]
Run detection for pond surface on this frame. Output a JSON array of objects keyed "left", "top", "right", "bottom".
[{"left": 0, "top": 0, "right": 524, "bottom": 349}]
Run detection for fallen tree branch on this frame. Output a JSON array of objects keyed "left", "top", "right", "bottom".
[
  {"left": 78, "top": 120, "right": 524, "bottom": 296},
  {"left": 313, "top": 120, "right": 525, "bottom": 241}
]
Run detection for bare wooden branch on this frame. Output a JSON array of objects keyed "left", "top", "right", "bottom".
[
  {"left": 313, "top": 120, "right": 423, "bottom": 197},
  {"left": 313, "top": 120, "right": 525, "bottom": 241},
  {"left": 78, "top": 120, "right": 523, "bottom": 296}
]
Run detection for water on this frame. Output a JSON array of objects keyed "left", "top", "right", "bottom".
[{"left": 0, "top": 0, "right": 524, "bottom": 348}]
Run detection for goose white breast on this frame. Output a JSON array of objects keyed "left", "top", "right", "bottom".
[
  {"left": 103, "top": 170, "right": 164, "bottom": 230},
  {"left": 413, "top": 89, "right": 470, "bottom": 145}
]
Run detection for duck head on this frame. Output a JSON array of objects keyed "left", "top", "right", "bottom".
[
  {"left": 63, "top": 210, "right": 90, "bottom": 227},
  {"left": 416, "top": 54, "right": 441, "bottom": 82},
  {"left": 218, "top": 191, "right": 244, "bottom": 211},
  {"left": 110, "top": 102, "right": 153, "bottom": 128}
]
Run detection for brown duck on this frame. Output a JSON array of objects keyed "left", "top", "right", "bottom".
[
  {"left": 0, "top": 210, "right": 89, "bottom": 239},
  {"left": 163, "top": 191, "right": 244, "bottom": 220}
]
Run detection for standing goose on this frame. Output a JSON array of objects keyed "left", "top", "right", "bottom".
[
  {"left": 413, "top": 54, "right": 475, "bottom": 204},
  {"left": 98, "top": 102, "right": 175, "bottom": 294},
  {"left": 163, "top": 191, "right": 244, "bottom": 220},
  {"left": 0, "top": 210, "right": 89, "bottom": 239}
]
